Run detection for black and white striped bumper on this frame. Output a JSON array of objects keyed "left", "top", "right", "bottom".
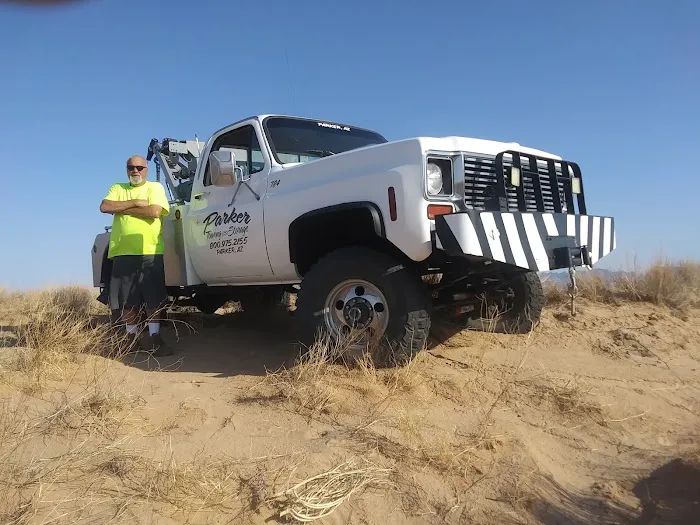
[{"left": 434, "top": 211, "right": 616, "bottom": 271}]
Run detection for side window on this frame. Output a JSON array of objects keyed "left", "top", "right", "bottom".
[{"left": 204, "top": 125, "right": 264, "bottom": 186}]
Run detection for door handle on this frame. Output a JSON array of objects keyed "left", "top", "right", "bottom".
[{"left": 193, "top": 191, "right": 210, "bottom": 200}]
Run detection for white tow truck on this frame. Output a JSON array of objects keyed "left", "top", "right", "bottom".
[{"left": 92, "top": 115, "right": 616, "bottom": 364}]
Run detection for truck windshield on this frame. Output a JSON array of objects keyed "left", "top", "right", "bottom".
[{"left": 263, "top": 116, "right": 388, "bottom": 165}]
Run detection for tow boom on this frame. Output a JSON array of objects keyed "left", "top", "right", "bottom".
[{"left": 146, "top": 137, "right": 205, "bottom": 204}]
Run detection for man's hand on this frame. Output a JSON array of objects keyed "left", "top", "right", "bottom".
[
  {"left": 120, "top": 205, "right": 164, "bottom": 219},
  {"left": 100, "top": 199, "right": 150, "bottom": 214}
]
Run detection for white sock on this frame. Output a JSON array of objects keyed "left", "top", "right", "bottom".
[
  {"left": 148, "top": 322, "right": 160, "bottom": 336},
  {"left": 126, "top": 324, "right": 138, "bottom": 335}
]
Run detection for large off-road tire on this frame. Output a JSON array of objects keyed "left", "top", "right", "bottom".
[
  {"left": 467, "top": 271, "right": 543, "bottom": 334},
  {"left": 295, "top": 247, "right": 431, "bottom": 367}
]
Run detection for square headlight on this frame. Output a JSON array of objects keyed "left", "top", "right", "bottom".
[{"left": 426, "top": 157, "right": 453, "bottom": 196}]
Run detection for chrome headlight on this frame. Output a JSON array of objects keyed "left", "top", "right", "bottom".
[
  {"left": 425, "top": 156, "right": 454, "bottom": 197},
  {"left": 426, "top": 162, "right": 443, "bottom": 195}
]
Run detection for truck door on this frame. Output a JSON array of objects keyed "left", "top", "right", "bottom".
[{"left": 186, "top": 123, "right": 273, "bottom": 283}]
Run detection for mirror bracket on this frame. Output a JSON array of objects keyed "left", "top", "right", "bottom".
[
  {"left": 208, "top": 149, "right": 259, "bottom": 206},
  {"left": 236, "top": 166, "right": 251, "bottom": 183},
  {"left": 228, "top": 178, "right": 261, "bottom": 207}
]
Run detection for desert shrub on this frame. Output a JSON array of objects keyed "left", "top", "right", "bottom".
[
  {"left": 46, "top": 286, "right": 99, "bottom": 318},
  {"left": 543, "top": 260, "right": 700, "bottom": 310},
  {"left": 16, "top": 296, "right": 103, "bottom": 356},
  {"left": 1, "top": 287, "right": 115, "bottom": 387},
  {"left": 614, "top": 260, "right": 700, "bottom": 309}
]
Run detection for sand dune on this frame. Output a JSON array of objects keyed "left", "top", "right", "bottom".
[{"left": 0, "top": 270, "right": 698, "bottom": 524}]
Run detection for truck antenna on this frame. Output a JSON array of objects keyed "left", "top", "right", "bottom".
[
  {"left": 195, "top": 134, "right": 202, "bottom": 156},
  {"left": 284, "top": 41, "right": 296, "bottom": 113}
]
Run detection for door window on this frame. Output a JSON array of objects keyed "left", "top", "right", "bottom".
[{"left": 203, "top": 125, "right": 265, "bottom": 186}]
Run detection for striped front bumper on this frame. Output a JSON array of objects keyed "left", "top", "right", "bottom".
[{"left": 434, "top": 211, "right": 616, "bottom": 271}]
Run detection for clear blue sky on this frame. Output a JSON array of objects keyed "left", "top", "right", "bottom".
[{"left": 1, "top": 0, "right": 698, "bottom": 290}]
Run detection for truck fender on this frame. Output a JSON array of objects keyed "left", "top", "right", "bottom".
[{"left": 287, "top": 202, "right": 386, "bottom": 273}]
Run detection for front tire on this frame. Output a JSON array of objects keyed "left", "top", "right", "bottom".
[
  {"left": 467, "top": 271, "right": 543, "bottom": 334},
  {"left": 295, "top": 247, "right": 431, "bottom": 366}
]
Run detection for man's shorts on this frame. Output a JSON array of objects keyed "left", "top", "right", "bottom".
[{"left": 108, "top": 254, "right": 167, "bottom": 312}]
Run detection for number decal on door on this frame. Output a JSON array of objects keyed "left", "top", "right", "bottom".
[{"left": 270, "top": 179, "right": 280, "bottom": 188}]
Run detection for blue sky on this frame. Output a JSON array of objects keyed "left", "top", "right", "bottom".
[{"left": 0, "top": 0, "right": 698, "bottom": 289}]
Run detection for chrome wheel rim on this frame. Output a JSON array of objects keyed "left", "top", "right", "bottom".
[{"left": 323, "top": 279, "right": 389, "bottom": 349}]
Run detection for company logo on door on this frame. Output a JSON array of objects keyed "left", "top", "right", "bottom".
[
  {"left": 203, "top": 209, "right": 251, "bottom": 235},
  {"left": 203, "top": 209, "right": 251, "bottom": 255}
]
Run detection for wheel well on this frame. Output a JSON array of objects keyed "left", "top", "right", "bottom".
[{"left": 289, "top": 203, "right": 410, "bottom": 276}]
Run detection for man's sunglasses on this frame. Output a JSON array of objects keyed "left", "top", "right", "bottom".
[{"left": 127, "top": 165, "right": 147, "bottom": 172}]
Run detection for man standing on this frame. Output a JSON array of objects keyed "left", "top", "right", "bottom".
[{"left": 100, "top": 155, "right": 173, "bottom": 356}]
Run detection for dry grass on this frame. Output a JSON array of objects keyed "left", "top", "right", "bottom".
[
  {"left": 0, "top": 384, "right": 247, "bottom": 523},
  {"left": 41, "top": 384, "right": 143, "bottom": 439},
  {"left": 0, "top": 288, "right": 155, "bottom": 522},
  {"left": 0, "top": 435, "right": 246, "bottom": 523},
  {"left": 98, "top": 447, "right": 243, "bottom": 513},
  {"left": 347, "top": 348, "right": 532, "bottom": 491},
  {"left": 544, "top": 259, "right": 700, "bottom": 311},
  {"left": 0, "top": 286, "right": 104, "bottom": 323},
  {"left": 489, "top": 455, "right": 539, "bottom": 509},
  {"left": 242, "top": 330, "right": 431, "bottom": 423},
  {"left": 270, "top": 458, "right": 392, "bottom": 522},
  {"left": 516, "top": 373, "right": 603, "bottom": 421},
  {"left": 242, "top": 333, "right": 348, "bottom": 419},
  {"left": 357, "top": 349, "right": 430, "bottom": 395},
  {"left": 615, "top": 260, "right": 700, "bottom": 308},
  {"left": 0, "top": 287, "right": 129, "bottom": 394}
]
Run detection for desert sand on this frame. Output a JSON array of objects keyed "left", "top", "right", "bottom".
[{"left": 0, "top": 272, "right": 699, "bottom": 524}]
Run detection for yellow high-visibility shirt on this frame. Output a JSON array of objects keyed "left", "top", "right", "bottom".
[{"left": 104, "top": 181, "right": 170, "bottom": 258}]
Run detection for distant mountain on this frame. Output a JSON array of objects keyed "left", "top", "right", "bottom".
[{"left": 539, "top": 268, "right": 631, "bottom": 286}]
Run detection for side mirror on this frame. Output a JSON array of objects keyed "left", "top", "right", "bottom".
[
  {"left": 209, "top": 150, "right": 251, "bottom": 186},
  {"left": 209, "top": 150, "right": 235, "bottom": 186}
]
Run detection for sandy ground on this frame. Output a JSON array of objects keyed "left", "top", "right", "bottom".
[{"left": 1, "top": 298, "right": 699, "bottom": 524}]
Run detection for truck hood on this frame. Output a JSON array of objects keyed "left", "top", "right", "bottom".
[
  {"left": 405, "top": 136, "right": 562, "bottom": 160},
  {"left": 278, "top": 135, "right": 562, "bottom": 170}
]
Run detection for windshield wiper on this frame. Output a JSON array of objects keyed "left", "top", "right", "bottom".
[{"left": 304, "top": 149, "right": 336, "bottom": 158}]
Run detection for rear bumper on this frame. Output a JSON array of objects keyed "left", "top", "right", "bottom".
[{"left": 434, "top": 210, "right": 615, "bottom": 271}]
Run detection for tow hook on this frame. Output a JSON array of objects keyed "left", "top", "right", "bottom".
[{"left": 568, "top": 266, "right": 579, "bottom": 316}]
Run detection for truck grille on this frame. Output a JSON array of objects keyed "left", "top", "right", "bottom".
[{"left": 463, "top": 153, "right": 577, "bottom": 214}]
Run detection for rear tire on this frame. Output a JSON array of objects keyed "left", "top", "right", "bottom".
[
  {"left": 193, "top": 294, "right": 228, "bottom": 315},
  {"left": 295, "top": 247, "right": 431, "bottom": 366}
]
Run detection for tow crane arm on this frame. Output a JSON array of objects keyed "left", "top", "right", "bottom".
[{"left": 146, "top": 137, "right": 206, "bottom": 203}]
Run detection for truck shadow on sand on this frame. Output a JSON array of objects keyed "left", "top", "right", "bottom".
[
  {"left": 113, "top": 309, "right": 498, "bottom": 378},
  {"left": 530, "top": 456, "right": 700, "bottom": 525},
  {"left": 118, "top": 309, "right": 302, "bottom": 377}
]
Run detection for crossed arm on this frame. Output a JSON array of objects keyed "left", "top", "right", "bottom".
[{"left": 100, "top": 199, "right": 164, "bottom": 219}]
